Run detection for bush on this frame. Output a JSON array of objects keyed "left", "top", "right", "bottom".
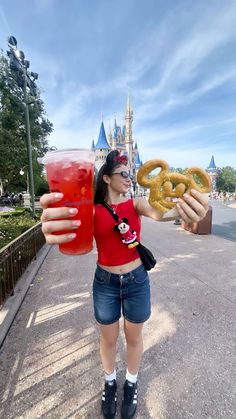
[
  {"left": 0, "top": 208, "right": 25, "bottom": 218},
  {"left": 0, "top": 210, "right": 39, "bottom": 249},
  {"left": 35, "top": 177, "right": 50, "bottom": 196}
]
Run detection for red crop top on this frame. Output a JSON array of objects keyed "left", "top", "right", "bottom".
[{"left": 94, "top": 199, "right": 141, "bottom": 266}]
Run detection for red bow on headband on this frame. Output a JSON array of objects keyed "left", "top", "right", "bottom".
[{"left": 113, "top": 154, "right": 128, "bottom": 164}]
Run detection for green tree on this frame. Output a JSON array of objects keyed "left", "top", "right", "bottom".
[
  {"left": 0, "top": 52, "right": 53, "bottom": 195},
  {"left": 170, "top": 167, "right": 187, "bottom": 174},
  {"left": 216, "top": 167, "right": 236, "bottom": 192}
]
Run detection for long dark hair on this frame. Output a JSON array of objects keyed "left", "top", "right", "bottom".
[{"left": 94, "top": 150, "right": 128, "bottom": 204}]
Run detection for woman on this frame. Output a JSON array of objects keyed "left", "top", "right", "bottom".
[{"left": 40, "top": 150, "right": 208, "bottom": 419}]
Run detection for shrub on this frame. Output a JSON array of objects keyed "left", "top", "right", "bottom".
[
  {"left": 0, "top": 208, "right": 26, "bottom": 218},
  {"left": 0, "top": 210, "right": 39, "bottom": 249}
]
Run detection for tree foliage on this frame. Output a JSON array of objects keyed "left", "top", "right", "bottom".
[
  {"left": 0, "top": 52, "right": 53, "bottom": 195},
  {"left": 216, "top": 167, "right": 236, "bottom": 192}
]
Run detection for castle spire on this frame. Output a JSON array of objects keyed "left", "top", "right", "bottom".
[
  {"left": 127, "top": 93, "right": 131, "bottom": 112},
  {"left": 91, "top": 139, "right": 95, "bottom": 150},
  {"left": 95, "top": 121, "right": 110, "bottom": 149},
  {"left": 208, "top": 155, "right": 216, "bottom": 169},
  {"left": 108, "top": 122, "right": 113, "bottom": 147},
  {"left": 125, "top": 94, "right": 133, "bottom": 165},
  {"left": 207, "top": 155, "right": 217, "bottom": 192}
]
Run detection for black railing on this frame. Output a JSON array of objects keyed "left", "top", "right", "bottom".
[{"left": 0, "top": 223, "right": 45, "bottom": 308}]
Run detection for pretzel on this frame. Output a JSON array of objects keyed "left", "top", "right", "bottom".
[{"left": 137, "top": 159, "right": 211, "bottom": 213}]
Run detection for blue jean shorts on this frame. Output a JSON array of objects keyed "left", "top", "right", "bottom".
[{"left": 92, "top": 264, "right": 151, "bottom": 325}]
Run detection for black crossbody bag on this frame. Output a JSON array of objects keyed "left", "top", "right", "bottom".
[{"left": 101, "top": 201, "right": 157, "bottom": 271}]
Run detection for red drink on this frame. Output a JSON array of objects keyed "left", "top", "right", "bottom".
[{"left": 41, "top": 149, "right": 95, "bottom": 255}]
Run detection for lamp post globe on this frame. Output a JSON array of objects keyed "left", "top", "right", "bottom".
[{"left": 8, "top": 36, "right": 17, "bottom": 48}]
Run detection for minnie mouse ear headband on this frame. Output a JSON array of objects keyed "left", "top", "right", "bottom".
[{"left": 106, "top": 150, "right": 129, "bottom": 165}]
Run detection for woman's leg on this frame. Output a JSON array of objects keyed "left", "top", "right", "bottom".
[
  {"left": 98, "top": 321, "right": 120, "bottom": 418},
  {"left": 121, "top": 320, "right": 144, "bottom": 417},
  {"left": 124, "top": 320, "right": 144, "bottom": 374},
  {"left": 98, "top": 320, "right": 120, "bottom": 374}
]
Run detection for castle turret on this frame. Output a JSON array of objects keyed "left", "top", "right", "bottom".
[
  {"left": 207, "top": 155, "right": 217, "bottom": 191},
  {"left": 125, "top": 94, "right": 133, "bottom": 166},
  {"left": 108, "top": 124, "right": 113, "bottom": 147},
  {"left": 91, "top": 139, "right": 95, "bottom": 151},
  {"left": 135, "top": 150, "right": 141, "bottom": 170},
  {"left": 94, "top": 121, "right": 111, "bottom": 171}
]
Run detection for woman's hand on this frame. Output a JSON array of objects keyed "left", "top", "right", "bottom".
[
  {"left": 40, "top": 193, "right": 80, "bottom": 244},
  {"left": 176, "top": 189, "right": 209, "bottom": 224}
]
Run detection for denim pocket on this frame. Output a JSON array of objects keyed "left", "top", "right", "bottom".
[
  {"left": 94, "top": 272, "right": 106, "bottom": 284},
  {"left": 133, "top": 269, "right": 149, "bottom": 284},
  {"left": 94, "top": 267, "right": 110, "bottom": 284}
]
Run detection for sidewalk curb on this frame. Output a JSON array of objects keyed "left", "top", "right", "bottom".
[{"left": 0, "top": 244, "right": 51, "bottom": 348}]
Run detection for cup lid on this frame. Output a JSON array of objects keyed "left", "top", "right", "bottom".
[{"left": 38, "top": 148, "right": 95, "bottom": 164}]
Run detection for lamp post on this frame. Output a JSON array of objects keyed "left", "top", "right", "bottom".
[
  {"left": 7, "top": 36, "right": 38, "bottom": 218},
  {"left": 19, "top": 169, "right": 29, "bottom": 192}
]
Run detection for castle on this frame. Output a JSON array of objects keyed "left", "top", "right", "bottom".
[
  {"left": 91, "top": 96, "right": 218, "bottom": 194},
  {"left": 91, "top": 96, "right": 142, "bottom": 178}
]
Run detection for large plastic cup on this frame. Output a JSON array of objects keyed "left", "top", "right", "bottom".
[{"left": 39, "top": 148, "right": 95, "bottom": 255}]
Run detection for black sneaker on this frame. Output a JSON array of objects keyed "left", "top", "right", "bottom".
[
  {"left": 101, "top": 379, "right": 117, "bottom": 419},
  {"left": 121, "top": 380, "right": 138, "bottom": 418}
]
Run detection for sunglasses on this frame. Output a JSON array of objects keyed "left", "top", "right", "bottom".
[{"left": 111, "top": 171, "right": 133, "bottom": 180}]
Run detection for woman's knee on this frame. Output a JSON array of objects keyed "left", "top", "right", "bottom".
[
  {"left": 100, "top": 333, "right": 118, "bottom": 347},
  {"left": 125, "top": 328, "right": 143, "bottom": 346},
  {"left": 99, "top": 322, "right": 119, "bottom": 346},
  {"left": 124, "top": 321, "right": 144, "bottom": 346},
  {"left": 125, "top": 333, "right": 143, "bottom": 346}
]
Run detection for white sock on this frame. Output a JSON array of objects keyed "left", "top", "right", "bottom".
[
  {"left": 105, "top": 369, "right": 116, "bottom": 382},
  {"left": 126, "top": 369, "right": 138, "bottom": 383}
]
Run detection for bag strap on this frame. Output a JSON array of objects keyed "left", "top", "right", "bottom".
[{"left": 101, "top": 201, "right": 119, "bottom": 222}]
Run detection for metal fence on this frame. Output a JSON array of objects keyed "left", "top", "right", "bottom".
[{"left": 0, "top": 223, "right": 45, "bottom": 308}]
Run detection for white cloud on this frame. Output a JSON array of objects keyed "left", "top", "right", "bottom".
[
  {"left": 131, "top": 3, "right": 236, "bottom": 124},
  {"left": 154, "top": 4, "right": 236, "bottom": 94}
]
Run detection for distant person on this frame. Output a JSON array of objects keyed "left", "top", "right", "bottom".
[
  {"left": 223, "top": 191, "right": 227, "bottom": 205},
  {"left": 18, "top": 193, "right": 23, "bottom": 206},
  {"left": 40, "top": 150, "right": 208, "bottom": 419}
]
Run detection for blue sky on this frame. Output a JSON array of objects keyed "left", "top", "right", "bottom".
[{"left": 0, "top": 0, "right": 236, "bottom": 169}]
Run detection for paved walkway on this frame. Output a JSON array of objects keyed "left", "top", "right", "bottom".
[
  {"left": 211, "top": 201, "right": 236, "bottom": 242},
  {"left": 0, "top": 218, "right": 235, "bottom": 418}
]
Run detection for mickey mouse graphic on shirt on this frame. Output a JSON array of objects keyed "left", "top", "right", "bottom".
[{"left": 114, "top": 218, "right": 139, "bottom": 249}]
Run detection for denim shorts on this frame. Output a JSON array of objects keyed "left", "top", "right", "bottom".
[{"left": 92, "top": 264, "right": 151, "bottom": 325}]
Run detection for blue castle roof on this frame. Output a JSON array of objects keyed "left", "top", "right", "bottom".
[
  {"left": 135, "top": 152, "right": 141, "bottom": 169},
  {"left": 208, "top": 155, "right": 216, "bottom": 169},
  {"left": 206, "top": 156, "right": 217, "bottom": 175},
  {"left": 95, "top": 121, "right": 110, "bottom": 149}
]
